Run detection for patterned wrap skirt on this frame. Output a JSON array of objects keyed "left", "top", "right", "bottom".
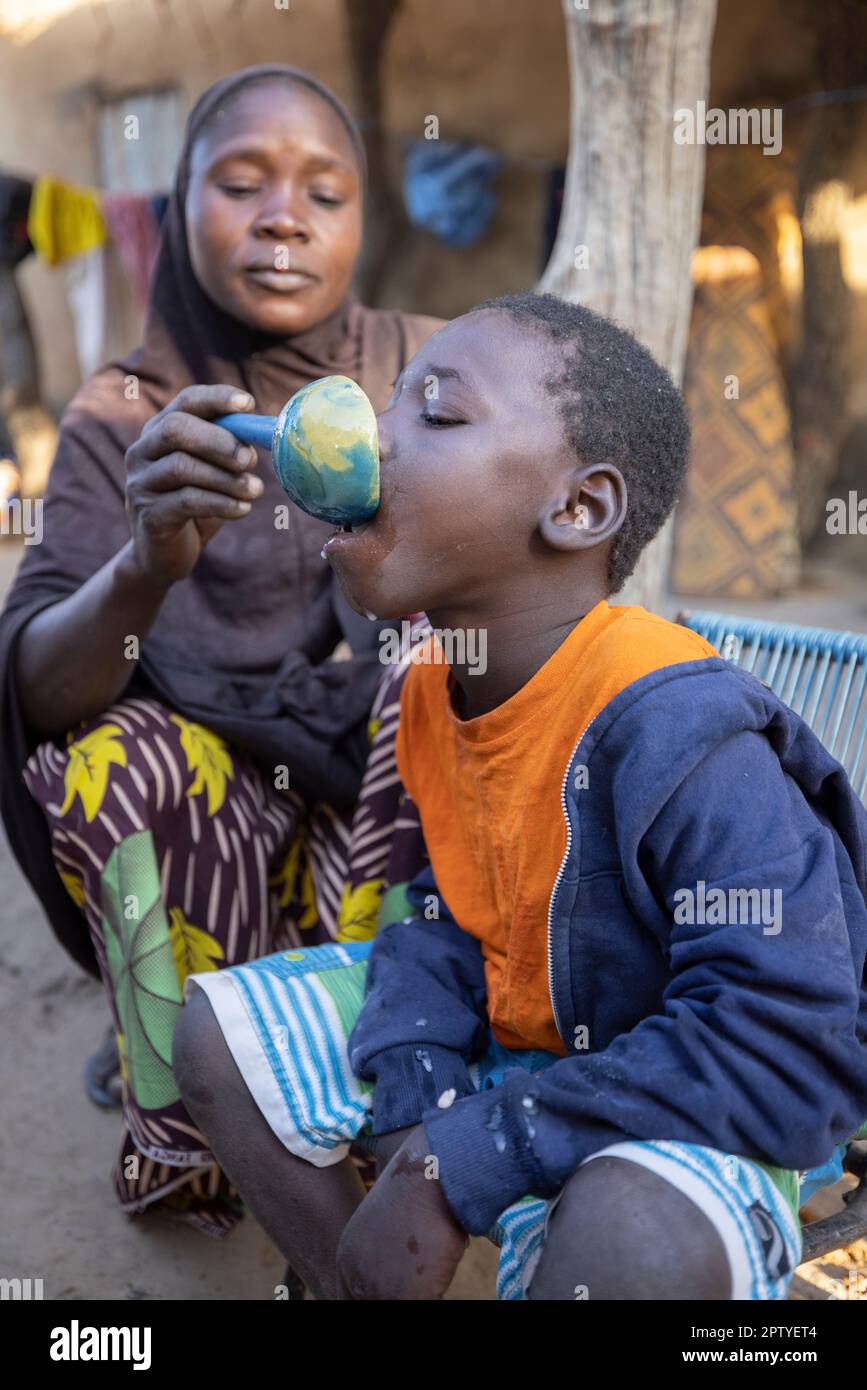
[{"left": 23, "top": 657, "right": 424, "bottom": 1236}]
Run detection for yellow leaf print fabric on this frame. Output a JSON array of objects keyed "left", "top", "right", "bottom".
[
  {"left": 60, "top": 723, "right": 127, "bottom": 822},
  {"left": 269, "top": 837, "right": 318, "bottom": 930},
  {"left": 336, "top": 879, "right": 385, "bottom": 943},
  {"left": 168, "top": 906, "right": 225, "bottom": 984},
  {"left": 169, "top": 715, "right": 234, "bottom": 815},
  {"left": 59, "top": 867, "right": 86, "bottom": 908},
  {"left": 20, "top": 654, "right": 417, "bottom": 1221}
]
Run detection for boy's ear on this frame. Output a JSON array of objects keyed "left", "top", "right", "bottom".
[{"left": 538, "top": 465, "right": 627, "bottom": 553}]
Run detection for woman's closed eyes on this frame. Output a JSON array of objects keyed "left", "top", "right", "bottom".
[{"left": 217, "top": 182, "right": 345, "bottom": 208}]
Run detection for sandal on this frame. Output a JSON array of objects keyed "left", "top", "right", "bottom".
[{"left": 83, "top": 1025, "right": 123, "bottom": 1108}]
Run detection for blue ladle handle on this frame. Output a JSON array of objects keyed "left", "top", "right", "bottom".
[
  {"left": 212, "top": 375, "right": 380, "bottom": 526},
  {"left": 214, "top": 413, "right": 276, "bottom": 450}
]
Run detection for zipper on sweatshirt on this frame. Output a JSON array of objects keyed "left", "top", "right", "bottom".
[{"left": 546, "top": 715, "right": 598, "bottom": 1049}]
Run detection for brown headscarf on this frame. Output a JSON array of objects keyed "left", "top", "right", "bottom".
[{"left": 0, "top": 65, "right": 441, "bottom": 973}]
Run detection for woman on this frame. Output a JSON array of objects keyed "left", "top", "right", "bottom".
[{"left": 0, "top": 65, "right": 438, "bottom": 1234}]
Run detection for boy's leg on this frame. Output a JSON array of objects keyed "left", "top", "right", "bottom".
[
  {"left": 173, "top": 988, "right": 365, "bottom": 1301},
  {"left": 528, "top": 1156, "right": 731, "bottom": 1300}
]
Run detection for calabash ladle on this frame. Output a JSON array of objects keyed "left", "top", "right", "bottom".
[{"left": 215, "top": 374, "right": 380, "bottom": 526}]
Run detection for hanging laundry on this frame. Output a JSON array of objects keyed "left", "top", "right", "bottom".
[
  {"left": 101, "top": 193, "right": 161, "bottom": 307},
  {"left": 27, "top": 175, "right": 106, "bottom": 265},
  {"left": 65, "top": 245, "right": 106, "bottom": 380},
  {"left": 402, "top": 140, "right": 502, "bottom": 246},
  {"left": 0, "top": 173, "right": 34, "bottom": 267},
  {"left": 27, "top": 176, "right": 112, "bottom": 379}
]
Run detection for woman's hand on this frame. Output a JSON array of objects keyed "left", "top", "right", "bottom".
[
  {"left": 17, "top": 385, "right": 265, "bottom": 738},
  {"left": 125, "top": 384, "right": 264, "bottom": 588}
]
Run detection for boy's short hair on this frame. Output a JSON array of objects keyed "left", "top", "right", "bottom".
[{"left": 480, "top": 291, "right": 690, "bottom": 594}]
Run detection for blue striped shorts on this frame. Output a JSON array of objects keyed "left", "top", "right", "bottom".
[{"left": 186, "top": 939, "right": 819, "bottom": 1300}]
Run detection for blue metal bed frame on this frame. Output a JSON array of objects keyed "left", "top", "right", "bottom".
[{"left": 683, "top": 611, "right": 867, "bottom": 802}]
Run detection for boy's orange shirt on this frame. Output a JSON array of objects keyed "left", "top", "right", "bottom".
[{"left": 395, "top": 600, "right": 717, "bottom": 1055}]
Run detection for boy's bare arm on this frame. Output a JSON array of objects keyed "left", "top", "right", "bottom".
[
  {"left": 338, "top": 1124, "right": 467, "bottom": 1300},
  {"left": 370, "top": 1124, "right": 415, "bottom": 1173}
]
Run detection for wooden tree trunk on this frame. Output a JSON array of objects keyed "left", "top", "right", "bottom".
[
  {"left": 344, "top": 0, "right": 407, "bottom": 305},
  {"left": 539, "top": 0, "right": 717, "bottom": 610}
]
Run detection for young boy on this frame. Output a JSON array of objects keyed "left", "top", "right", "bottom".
[{"left": 174, "top": 293, "right": 867, "bottom": 1300}]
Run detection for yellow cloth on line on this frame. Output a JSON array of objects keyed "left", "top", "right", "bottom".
[{"left": 27, "top": 176, "right": 107, "bottom": 265}]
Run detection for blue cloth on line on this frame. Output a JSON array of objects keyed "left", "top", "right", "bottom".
[{"left": 402, "top": 140, "right": 502, "bottom": 246}]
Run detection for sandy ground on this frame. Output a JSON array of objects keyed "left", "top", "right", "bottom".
[{"left": 1, "top": 533, "right": 866, "bottom": 1302}]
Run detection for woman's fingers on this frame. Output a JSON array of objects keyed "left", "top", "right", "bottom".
[
  {"left": 135, "top": 383, "right": 258, "bottom": 470},
  {"left": 143, "top": 452, "right": 265, "bottom": 501},
  {"left": 136, "top": 411, "right": 258, "bottom": 471},
  {"left": 142, "top": 486, "right": 253, "bottom": 527},
  {"left": 124, "top": 385, "right": 260, "bottom": 586},
  {"left": 157, "top": 383, "right": 256, "bottom": 423}
]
